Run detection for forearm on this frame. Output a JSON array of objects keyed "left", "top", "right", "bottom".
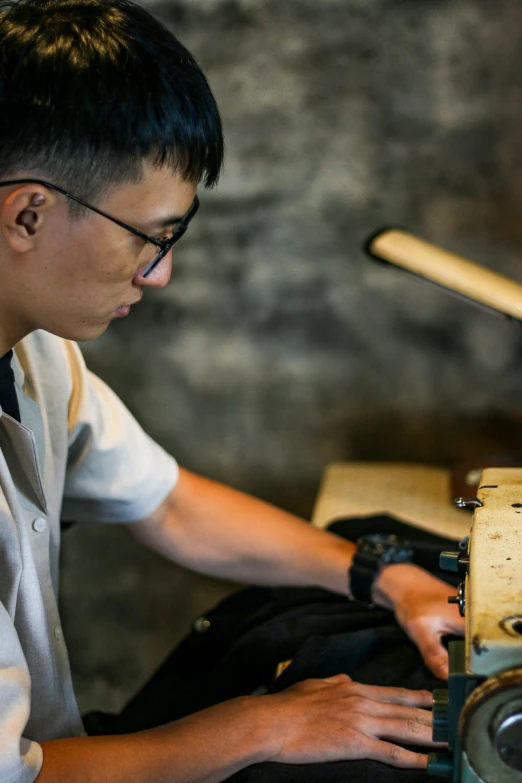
[
  {"left": 37, "top": 680, "right": 439, "bottom": 778},
  {"left": 37, "top": 697, "right": 271, "bottom": 783},
  {"left": 129, "top": 470, "right": 462, "bottom": 681},
  {"left": 129, "top": 468, "right": 355, "bottom": 595}
]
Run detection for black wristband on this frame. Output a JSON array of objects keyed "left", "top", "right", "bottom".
[
  {"left": 349, "top": 535, "right": 414, "bottom": 604},
  {"left": 349, "top": 552, "right": 377, "bottom": 604}
]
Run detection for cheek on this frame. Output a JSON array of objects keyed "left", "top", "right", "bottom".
[{"left": 63, "top": 228, "right": 141, "bottom": 288}]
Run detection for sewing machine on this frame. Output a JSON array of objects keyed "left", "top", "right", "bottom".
[
  {"left": 423, "top": 468, "right": 522, "bottom": 782},
  {"left": 362, "top": 231, "right": 522, "bottom": 782},
  {"left": 312, "top": 464, "right": 522, "bottom": 782}
]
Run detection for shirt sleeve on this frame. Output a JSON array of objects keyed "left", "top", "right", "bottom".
[
  {"left": 0, "top": 602, "right": 43, "bottom": 783},
  {"left": 61, "top": 341, "right": 179, "bottom": 523}
]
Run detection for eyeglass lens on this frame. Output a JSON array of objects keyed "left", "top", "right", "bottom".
[
  {"left": 142, "top": 229, "right": 185, "bottom": 278},
  {"left": 142, "top": 198, "right": 198, "bottom": 278}
]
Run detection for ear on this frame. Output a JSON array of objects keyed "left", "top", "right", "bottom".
[{"left": 0, "top": 183, "right": 57, "bottom": 254}]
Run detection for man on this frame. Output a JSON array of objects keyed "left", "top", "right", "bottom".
[{"left": 0, "top": 1, "right": 464, "bottom": 781}]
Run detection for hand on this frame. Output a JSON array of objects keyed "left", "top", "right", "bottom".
[
  {"left": 263, "top": 674, "right": 438, "bottom": 768},
  {"left": 373, "top": 563, "right": 465, "bottom": 680}
]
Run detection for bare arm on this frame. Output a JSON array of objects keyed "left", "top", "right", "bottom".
[
  {"left": 127, "top": 467, "right": 355, "bottom": 594},
  {"left": 37, "top": 698, "right": 267, "bottom": 783},
  {"left": 127, "top": 468, "right": 463, "bottom": 678},
  {"left": 36, "top": 681, "right": 436, "bottom": 782}
]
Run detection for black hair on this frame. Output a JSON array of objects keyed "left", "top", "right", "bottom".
[{"left": 0, "top": 0, "right": 224, "bottom": 215}]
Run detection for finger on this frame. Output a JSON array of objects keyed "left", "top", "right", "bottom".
[
  {"left": 365, "top": 715, "right": 437, "bottom": 747},
  {"left": 358, "top": 699, "right": 433, "bottom": 727},
  {"left": 350, "top": 683, "right": 433, "bottom": 708},
  {"left": 447, "top": 617, "right": 466, "bottom": 637},
  {"left": 358, "top": 736, "right": 428, "bottom": 769},
  {"left": 323, "top": 673, "right": 352, "bottom": 685},
  {"left": 408, "top": 625, "right": 449, "bottom": 680}
]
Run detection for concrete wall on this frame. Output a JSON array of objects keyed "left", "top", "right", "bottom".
[{"left": 61, "top": 0, "right": 522, "bottom": 713}]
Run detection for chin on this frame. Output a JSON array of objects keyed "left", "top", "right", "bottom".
[
  {"left": 47, "top": 320, "right": 111, "bottom": 344},
  {"left": 80, "top": 322, "right": 113, "bottom": 341}
]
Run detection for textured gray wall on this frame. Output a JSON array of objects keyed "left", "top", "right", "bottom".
[{"left": 61, "top": 0, "right": 522, "bottom": 714}]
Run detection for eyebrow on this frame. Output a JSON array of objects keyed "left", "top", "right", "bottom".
[
  {"left": 145, "top": 195, "right": 198, "bottom": 233},
  {"left": 149, "top": 213, "right": 185, "bottom": 230}
]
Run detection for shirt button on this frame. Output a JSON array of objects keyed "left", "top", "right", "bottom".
[
  {"left": 54, "top": 626, "right": 63, "bottom": 641},
  {"left": 32, "top": 517, "right": 47, "bottom": 533}
]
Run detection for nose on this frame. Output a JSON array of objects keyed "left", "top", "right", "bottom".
[{"left": 133, "top": 252, "right": 173, "bottom": 288}]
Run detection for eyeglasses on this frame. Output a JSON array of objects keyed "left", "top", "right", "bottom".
[{"left": 0, "top": 179, "right": 199, "bottom": 278}]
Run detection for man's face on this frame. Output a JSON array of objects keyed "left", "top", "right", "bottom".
[{"left": 1, "top": 163, "right": 197, "bottom": 343}]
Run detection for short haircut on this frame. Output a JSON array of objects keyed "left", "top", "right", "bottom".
[{"left": 0, "top": 0, "right": 224, "bottom": 215}]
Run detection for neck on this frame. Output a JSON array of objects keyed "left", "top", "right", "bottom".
[
  {"left": 0, "top": 303, "right": 30, "bottom": 357},
  {"left": 0, "top": 252, "right": 31, "bottom": 354}
]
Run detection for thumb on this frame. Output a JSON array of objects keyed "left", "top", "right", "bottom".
[{"left": 409, "top": 624, "right": 449, "bottom": 680}]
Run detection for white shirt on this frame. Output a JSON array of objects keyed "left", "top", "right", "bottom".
[{"left": 0, "top": 330, "right": 179, "bottom": 782}]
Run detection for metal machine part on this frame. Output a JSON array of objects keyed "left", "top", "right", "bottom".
[
  {"left": 454, "top": 498, "right": 483, "bottom": 510},
  {"left": 460, "top": 669, "right": 522, "bottom": 781},
  {"left": 494, "top": 711, "right": 522, "bottom": 771},
  {"left": 432, "top": 688, "right": 450, "bottom": 742},
  {"left": 448, "top": 582, "right": 466, "bottom": 618},
  {"left": 440, "top": 550, "right": 470, "bottom": 574},
  {"left": 467, "top": 472, "right": 522, "bottom": 677},
  {"left": 363, "top": 230, "right": 522, "bottom": 781},
  {"left": 428, "top": 641, "right": 477, "bottom": 782},
  {"left": 427, "top": 469, "right": 522, "bottom": 783}
]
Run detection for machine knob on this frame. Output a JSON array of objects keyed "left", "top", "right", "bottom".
[
  {"left": 432, "top": 689, "right": 449, "bottom": 742},
  {"left": 427, "top": 752, "right": 453, "bottom": 778},
  {"left": 440, "top": 551, "right": 470, "bottom": 573},
  {"left": 448, "top": 582, "right": 466, "bottom": 617}
]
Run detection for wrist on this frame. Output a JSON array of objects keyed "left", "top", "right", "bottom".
[
  {"left": 163, "top": 695, "right": 281, "bottom": 773},
  {"left": 372, "top": 562, "right": 425, "bottom": 609},
  {"left": 231, "top": 695, "right": 285, "bottom": 765},
  {"left": 247, "top": 692, "right": 301, "bottom": 763}
]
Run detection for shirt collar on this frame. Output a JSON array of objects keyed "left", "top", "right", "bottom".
[{"left": 11, "top": 347, "right": 26, "bottom": 391}]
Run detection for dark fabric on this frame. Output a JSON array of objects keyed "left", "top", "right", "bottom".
[
  {"left": 0, "top": 350, "right": 20, "bottom": 423},
  {"left": 83, "top": 515, "right": 463, "bottom": 781}
]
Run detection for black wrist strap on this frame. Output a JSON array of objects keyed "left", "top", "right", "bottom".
[{"left": 349, "top": 552, "right": 379, "bottom": 604}]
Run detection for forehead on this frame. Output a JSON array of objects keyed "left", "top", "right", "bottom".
[{"left": 100, "top": 164, "right": 197, "bottom": 222}]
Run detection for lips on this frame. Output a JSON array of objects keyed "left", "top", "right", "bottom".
[
  {"left": 118, "top": 296, "right": 141, "bottom": 310},
  {"left": 112, "top": 294, "right": 142, "bottom": 318}
]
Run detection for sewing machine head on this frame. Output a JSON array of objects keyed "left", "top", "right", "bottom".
[
  {"left": 429, "top": 467, "right": 522, "bottom": 783},
  {"left": 362, "top": 230, "right": 522, "bottom": 780}
]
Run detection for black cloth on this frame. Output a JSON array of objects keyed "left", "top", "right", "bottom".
[
  {"left": 83, "top": 516, "right": 462, "bottom": 781},
  {"left": 0, "top": 350, "right": 21, "bottom": 423}
]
